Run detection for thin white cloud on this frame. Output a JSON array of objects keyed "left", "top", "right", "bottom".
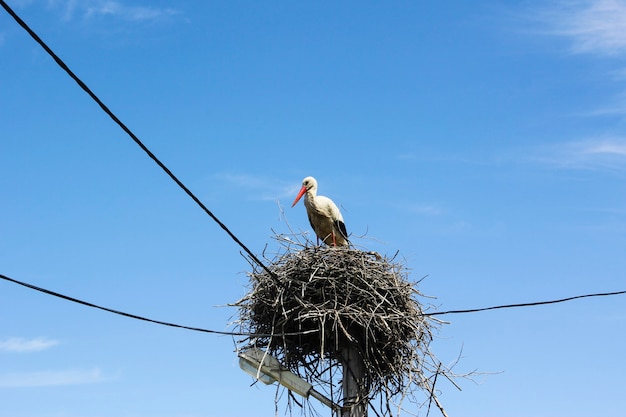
[
  {"left": 539, "top": 0, "right": 626, "bottom": 56},
  {"left": 525, "top": 1, "right": 626, "bottom": 128},
  {"left": 0, "top": 368, "right": 107, "bottom": 387},
  {"left": 0, "top": 337, "right": 59, "bottom": 353},
  {"left": 532, "top": 137, "right": 626, "bottom": 170},
  {"left": 47, "top": 0, "right": 80, "bottom": 21},
  {"left": 84, "top": 1, "right": 179, "bottom": 22},
  {"left": 584, "top": 139, "right": 626, "bottom": 155},
  {"left": 47, "top": 0, "right": 180, "bottom": 23},
  {"left": 213, "top": 173, "right": 298, "bottom": 201},
  {"left": 11, "top": 0, "right": 35, "bottom": 7}
]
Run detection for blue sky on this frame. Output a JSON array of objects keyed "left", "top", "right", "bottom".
[{"left": 1, "top": 0, "right": 625, "bottom": 416}]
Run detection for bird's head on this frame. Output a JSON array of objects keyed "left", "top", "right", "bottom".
[{"left": 291, "top": 176, "right": 317, "bottom": 207}]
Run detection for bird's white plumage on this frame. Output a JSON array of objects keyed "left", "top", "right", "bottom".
[{"left": 292, "top": 176, "right": 349, "bottom": 247}]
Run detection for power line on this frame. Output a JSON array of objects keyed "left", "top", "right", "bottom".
[
  {"left": 426, "top": 290, "right": 626, "bottom": 316},
  {"left": 0, "top": 273, "right": 306, "bottom": 338},
  {"left": 0, "top": 0, "right": 279, "bottom": 283},
  {"left": 2, "top": 272, "right": 624, "bottom": 334}
]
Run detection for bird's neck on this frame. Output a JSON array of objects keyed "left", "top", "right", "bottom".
[{"left": 304, "top": 190, "right": 317, "bottom": 207}]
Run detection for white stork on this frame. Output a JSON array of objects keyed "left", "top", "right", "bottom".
[{"left": 291, "top": 176, "right": 349, "bottom": 247}]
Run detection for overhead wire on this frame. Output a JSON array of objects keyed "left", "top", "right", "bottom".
[
  {"left": 0, "top": 273, "right": 307, "bottom": 337},
  {"left": 2, "top": 273, "right": 624, "bottom": 333},
  {"left": 425, "top": 290, "right": 626, "bottom": 316},
  {"left": 0, "top": 0, "right": 279, "bottom": 284}
]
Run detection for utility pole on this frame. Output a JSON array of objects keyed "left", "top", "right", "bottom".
[{"left": 341, "top": 346, "right": 367, "bottom": 417}]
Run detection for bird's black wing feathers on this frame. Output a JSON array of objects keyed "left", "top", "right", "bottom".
[{"left": 334, "top": 219, "right": 349, "bottom": 242}]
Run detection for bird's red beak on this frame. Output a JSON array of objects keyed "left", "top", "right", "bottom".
[{"left": 291, "top": 185, "right": 307, "bottom": 207}]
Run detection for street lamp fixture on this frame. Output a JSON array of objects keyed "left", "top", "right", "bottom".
[{"left": 238, "top": 348, "right": 339, "bottom": 412}]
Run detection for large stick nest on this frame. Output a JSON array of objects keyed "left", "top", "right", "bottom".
[{"left": 235, "top": 237, "right": 440, "bottom": 413}]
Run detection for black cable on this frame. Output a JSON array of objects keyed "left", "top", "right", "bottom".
[
  {"left": 425, "top": 290, "right": 626, "bottom": 316},
  {"left": 3, "top": 271, "right": 624, "bottom": 333},
  {"left": 0, "top": 273, "right": 307, "bottom": 337},
  {"left": 0, "top": 0, "right": 279, "bottom": 283}
]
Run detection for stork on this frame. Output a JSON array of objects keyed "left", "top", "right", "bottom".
[{"left": 291, "top": 176, "right": 349, "bottom": 247}]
